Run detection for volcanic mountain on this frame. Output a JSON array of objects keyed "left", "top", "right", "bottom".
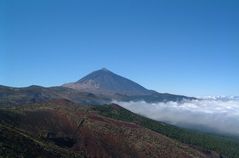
[
  {"left": 62, "top": 68, "right": 194, "bottom": 102},
  {"left": 63, "top": 68, "right": 151, "bottom": 96}
]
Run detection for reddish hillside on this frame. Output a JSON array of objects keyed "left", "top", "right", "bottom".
[{"left": 0, "top": 101, "right": 218, "bottom": 158}]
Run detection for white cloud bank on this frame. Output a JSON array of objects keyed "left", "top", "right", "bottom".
[{"left": 113, "top": 97, "right": 239, "bottom": 136}]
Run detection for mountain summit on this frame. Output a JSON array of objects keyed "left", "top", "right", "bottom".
[
  {"left": 62, "top": 68, "right": 194, "bottom": 102},
  {"left": 62, "top": 68, "right": 151, "bottom": 96}
]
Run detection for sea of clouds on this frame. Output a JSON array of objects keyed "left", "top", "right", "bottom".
[{"left": 113, "top": 96, "right": 239, "bottom": 136}]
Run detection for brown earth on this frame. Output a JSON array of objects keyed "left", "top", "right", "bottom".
[{"left": 0, "top": 100, "right": 219, "bottom": 158}]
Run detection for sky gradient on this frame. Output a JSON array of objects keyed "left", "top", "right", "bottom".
[{"left": 1, "top": 0, "right": 239, "bottom": 96}]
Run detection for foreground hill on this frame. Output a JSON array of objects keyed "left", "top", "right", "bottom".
[
  {"left": 94, "top": 104, "right": 239, "bottom": 158},
  {"left": 0, "top": 100, "right": 227, "bottom": 158}
]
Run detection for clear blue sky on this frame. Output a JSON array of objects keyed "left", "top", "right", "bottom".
[{"left": 1, "top": 0, "right": 239, "bottom": 96}]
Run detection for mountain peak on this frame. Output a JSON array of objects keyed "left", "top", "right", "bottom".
[
  {"left": 100, "top": 67, "right": 111, "bottom": 72},
  {"left": 62, "top": 68, "right": 150, "bottom": 96}
]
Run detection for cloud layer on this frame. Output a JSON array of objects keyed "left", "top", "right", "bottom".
[{"left": 113, "top": 97, "right": 239, "bottom": 136}]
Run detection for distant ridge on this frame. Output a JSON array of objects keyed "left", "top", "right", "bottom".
[{"left": 0, "top": 68, "right": 195, "bottom": 107}]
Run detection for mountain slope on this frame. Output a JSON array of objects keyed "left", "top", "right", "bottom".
[
  {"left": 94, "top": 104, "right": 239, "bottom": 158},
  {"left": 0, "top": 101, "right": 219, "bottom": 158}
]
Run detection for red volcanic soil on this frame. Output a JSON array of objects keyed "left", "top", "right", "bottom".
[{"left": 0, "top": 103, "right": 216, "bottom": 158}]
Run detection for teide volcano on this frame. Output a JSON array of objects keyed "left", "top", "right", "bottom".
[
  {"left": 63, "top": 68, "right": 151, "bottom": 96},
  {"left": 62, "top": 68, "right": 194, "bottom": 102}
]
